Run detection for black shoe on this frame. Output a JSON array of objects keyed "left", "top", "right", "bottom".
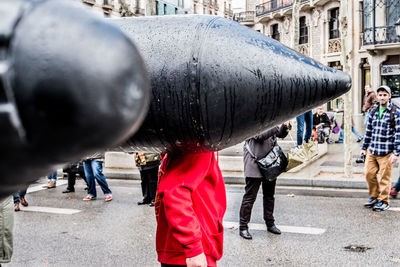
[
  {"left": 62, "top": 188, "right": 75, "bottom": 193},
  {"left": 239, "top": 229, "right": 252, "bottom": 239},
  {"left": 335, "top": 140, "right": 343, "bottom": 143},
  {"left": 149, "top": 200, "right": 155, "bottom": 207},
  {"left": 357, "top": 137, "right": 364, "bottom": 143},
  {"left": 267, "top": 225, "right": 281, "bottom": 235},
  {"left": 137, "top": 200, "right": 151, "bottom": 205}
]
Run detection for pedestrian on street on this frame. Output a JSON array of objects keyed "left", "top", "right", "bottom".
[
  {"left": 13, "top": 187, "right": 29, "bottom": 212},
  {"left": 62, "top": 162, "right": 87, "bottom": 194},
  {"left": 43, "top": 171, "right": 57, "bottom": 189},
  {"left": 362, "top": 84, "right": 377, "bottom": 126},
  {"left": 239, "top": 122, "right": 290, "bottom": 239},
  {"left": 82, "top": 156, "right": 112, "bottom": 202},
  {"left": 313, "top": 106, "right": 332, "bottom": 144},
  {"left": 0, "top": 196, "right": 14, "bottom": 265},
  {"left": 334, "top": 96, "right": 363, "bottom": 143},
  {"left": 135, "top": 152, "right": 161, "bottom": 207},
  {"left": 296, "top": 110, "right": 313, "bottom": 146},
  {"left": 154, "top": 152, "right": 226, "bottom": 267},
  {"left": 360, "top": 85, "right": 400, "bottom": 211}
]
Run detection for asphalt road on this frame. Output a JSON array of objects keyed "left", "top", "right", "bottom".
[{"left": 5, "top": 178, "right": 400, "bottom": 267}]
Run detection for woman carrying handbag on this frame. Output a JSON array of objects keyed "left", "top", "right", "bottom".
[{"left": 239, "top": 122, "right": 290, "bottom": 240}]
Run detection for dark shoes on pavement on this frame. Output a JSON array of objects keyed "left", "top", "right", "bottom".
[
  {"left": 14, "top": 203, "right": 20, "bottom": 212},
  {"left": 149, "top": 200, "right": 155, "bottom": 207},
  {"left": 20, "top": 197, "right": 28, "bottom": 207},
  {"left": 137, "top": 199, "right": 151, "bottom": 205},
  {"left": 62, "top": 188, "right": 75, "bottom": 193},
  {"left": 364, "top": 197, "right": 378, "bottom": 208},
  {"left": 390, "top": 187, "right": 398, "bottom": 199},
  {"left": 372, "top": 201, "right": 390, "bottom": 211},
  {"left": 267, "top": 225, "right": 281, "bottom": 235},
  {"left": 357, "top": 137, "right": 364, "bottom": 143},
  {"left": 239, "top": 229, "right": 252, "bottom": 239}
]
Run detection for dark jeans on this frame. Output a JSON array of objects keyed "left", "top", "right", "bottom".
[
  {"left": 140, "top": 166, "right": 159, "bottom": 202},
  {"left": 83, "top": 160, "right": 112, "bottom": 197},
  {"left": 296, "top": 110, "right": 313, "bottom": 146},
  {"left": 65, "top": 164, "right": 87, "bottom": 191},
  {"left": 13, "top": 188, "right": 28, "bottom": 204},
  {"left": 239, "top": 177, "right": 277, "bottom": 230}
]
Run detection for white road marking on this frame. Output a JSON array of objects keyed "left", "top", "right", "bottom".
[
  {"left": 388, "top": 207, "right": 400, "bottom": 212},
  {"left": 27, "top": 180, "right": 67, "bottom": 193},
  {"left": 19, "top": 206, "right": 81, "bottom": 215},
  {"left": 223, "top": 221, "right": 326, "bottom": 235}
]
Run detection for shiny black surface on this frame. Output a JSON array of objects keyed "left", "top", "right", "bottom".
[
  {"left": 114, "top": 15, "right": 351, "bottom": 153},
  {"left": 0, "top": 0, "right": 150, "bottom": 198}
]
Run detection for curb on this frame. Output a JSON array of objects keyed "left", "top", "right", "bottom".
[{"left": 104, "top": 169, "right": 371, "bottom": 189}]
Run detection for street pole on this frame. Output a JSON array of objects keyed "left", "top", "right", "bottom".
[
  {"left": 340, "top": 0, "right": 353, "bottom": 177},
  {"left": 291, "top": 0, "right": 300, "bottom": 51}
]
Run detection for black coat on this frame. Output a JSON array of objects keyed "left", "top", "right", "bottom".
[{"left": 243, "top": 124, "right": 289, "bottom": 178}]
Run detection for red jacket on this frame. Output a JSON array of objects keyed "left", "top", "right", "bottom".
[{"left": 155, "top": 152, "right": 226, "bottom": 266}]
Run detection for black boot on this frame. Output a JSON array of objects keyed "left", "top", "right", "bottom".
[
  {"left": 267, "top": 225, "right": 281, "bottom": 235},
  {"left": 239, "top": 229, "right": 252, "bottom": 239}
]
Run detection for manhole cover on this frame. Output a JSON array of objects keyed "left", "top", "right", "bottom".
[{"left": 344, "top": 245, "right": 372, "bottom": 252}]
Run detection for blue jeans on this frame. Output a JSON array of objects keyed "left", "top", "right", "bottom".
[
  {"left": 338, "top": 127, "right": 363, "bottom": 142},
  {"left": 13, "top": 188, "right": 27, "bottom": 204},
  {"left": 296, "top": 110, "right": 313, "bottom": 146},
  {"left": 83, "top": 160, "right": 111, "bottom": 197},
  {"left": 47, "top": 172, "right": 57, "bottom": 181},
  {"left": 363, "top": 111, "right": 370, "bottom": 126}
]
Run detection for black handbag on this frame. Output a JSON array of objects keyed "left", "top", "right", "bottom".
[{"left": 245, "top": 141, "right": 288, "bottom": 181}]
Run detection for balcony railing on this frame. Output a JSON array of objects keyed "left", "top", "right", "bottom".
[
  {"left": 362, "top": 0, "right": 400, "bottom": 46},
  {"left": 256, "top": 0, "right": 308, "bottom": 17},
  {"left": 233, "top": 11, "right": 256, "bottom": 23},
  {"left": 224, "top": 7, "right": 233, "bottom": 17},
  {"left": 203, "top": 0, "right": 209, "bottom": 6},
  {"left": 363, "top": 25, "right": 400, "bottom": 45}
]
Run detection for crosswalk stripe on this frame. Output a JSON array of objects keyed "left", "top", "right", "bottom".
[
  {"left": 388, "top": 207, "right": 400, "bottom": 212},
  {"left": 19, "top": 206, "right": 81, "bottom": 215},
  {"left": 27, "top": 180, "right": 67, "bottom": 193},
  {"left": 223, "top": 221, "right": 326, "bottom": 235}
]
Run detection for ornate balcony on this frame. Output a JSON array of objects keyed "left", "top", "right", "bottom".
[
  {"left": 102, "top": 0, "right": 113, "bottom": 9},
  {"left": 362, "top": 0, "right": 400, "bottom": 46},
  {"left": 328, "top": 38, "right": 341, "bottom": 53},
  {"left": 233, "top": 11, "right": 256, "bottom": 24},
  {"left": 256, "top": 0, "right": 308, "bottom": 17}
]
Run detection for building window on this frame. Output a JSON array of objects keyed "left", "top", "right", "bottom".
[
  {"left": 299, "top": 16, "right": 308, "bottom": 44},
  {"left": 381, "top": 55, "right": 400, "bottom": 98},
  {"left": 329, "top": 8, "right": 340, "bottom": 39},
  {"left": 271, "top": 24, "right": 280, "bottom": 41},
  {"left": 155, "top": 1, "right": 159, "bottom": 15}
]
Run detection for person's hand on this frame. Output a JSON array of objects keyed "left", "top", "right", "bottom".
[
  {"left": 186, "top": 253, "right": 207, "bottom": 267},
  {"left": 360, "top": 150, "right": 366, "bottom": 157},
  {"left": 389, "top": 154, "right": 398, "bottom": 164}
]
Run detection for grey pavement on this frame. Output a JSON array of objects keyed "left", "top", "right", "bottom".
[{"left": 6, "top": 178, "right": 400, "bottom": 266}]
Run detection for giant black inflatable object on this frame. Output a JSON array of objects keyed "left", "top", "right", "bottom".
[
  {"left": 0, "top": 0, "right": 150, "bottom": 198},
  {"left": 113, "top": 16, "right": 352, "bottom": 153}
]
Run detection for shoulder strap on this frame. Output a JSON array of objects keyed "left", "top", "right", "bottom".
[
  {"left": 245, "top": 141, "right": 256, "bottom": 159},
  {"left": 390, "top": 104, "right": 397, "bottom": 128}
]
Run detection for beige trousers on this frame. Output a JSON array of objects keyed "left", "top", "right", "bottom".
[{"left": 365, "top": 150, "right": 394, "bottom": 203}]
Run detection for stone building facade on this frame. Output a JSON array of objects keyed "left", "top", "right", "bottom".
[
  {"left": 234, "top": 0, "right": 400, "bottom": 114},
  {"left": 81, "top": 0, "right": 233, "bottom": 18}
]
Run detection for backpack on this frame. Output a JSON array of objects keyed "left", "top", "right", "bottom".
[{"left": 370, "top": 102, "right": 399, "bottom": 129}]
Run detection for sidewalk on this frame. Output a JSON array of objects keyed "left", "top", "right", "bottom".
[{"left": 103, "top": 116, "right": 399, "bottom": 190}]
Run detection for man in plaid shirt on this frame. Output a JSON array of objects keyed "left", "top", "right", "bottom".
[{"left": 360, "top": 85, "right": 400, "bottom": 211}]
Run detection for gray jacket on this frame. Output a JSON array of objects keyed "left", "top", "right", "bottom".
[
  {"left": 0, "top": 196, "right": 14, "bottom": 263},
  {"left": 243, "top": 124, "right": 289, "bottom": 178}
]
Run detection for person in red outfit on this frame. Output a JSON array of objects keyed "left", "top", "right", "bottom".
[{"left": 154, "top": 152, "right": 226, "bottom": 267}]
